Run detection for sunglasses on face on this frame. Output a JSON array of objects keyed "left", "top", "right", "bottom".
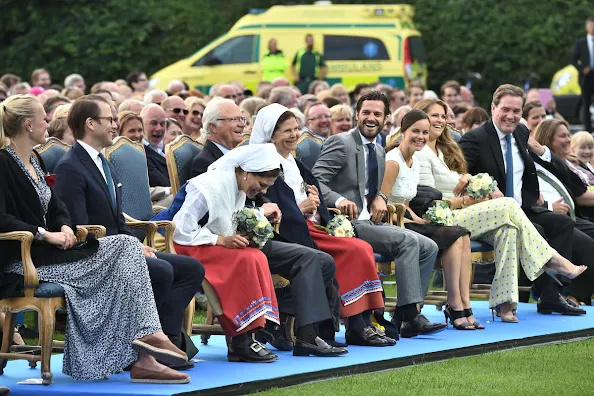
[
  {"left": 224, "top": 94, "right": 237, "bottom": 99},
  {"left": 165, "top": 107, "right": 189, "bottom": 115},
  {"left": 192, "top": 110, "right": 203, "bottom": 117}
]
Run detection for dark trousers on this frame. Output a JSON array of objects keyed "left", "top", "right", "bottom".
[
  {"left": 519, "top": 210, "right": 575, "bottom": 300},
  {"left": 565, "top": 218, "right": 594, "bottom": 302},
  {"left": 266, "top": 240, "right": 335, "bottom": 329},
  {"left": 146, "top": 252, "right": 205, "bottom": 336},
  {"left": 581, "top": 76, "right": 594, "bottom": 132}
]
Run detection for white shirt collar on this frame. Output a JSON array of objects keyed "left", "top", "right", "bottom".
[
  {"left": 211, "top": 141, "right": 230, "bottom": 154},
  {"left": 77, "top": 140, "right": 101, "bottom": 161},
  {"left": 493, "top": 122, "right": 509, "bottom": 141},
  {"left": 359, "top": 131, "right": 377, "bottom": 146},
  {"left": 588, "top": 34, "right": 594, "bottom": 41}
]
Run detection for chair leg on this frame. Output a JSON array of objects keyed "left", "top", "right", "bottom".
[
  {"left": 38, "top": 303, "right": 57, "bottom": 385},
  {"left": 182, "top": 298, "right": 195, "bottom": 336},
  {"left": 0, "top": 312, "right": 16, "bottom": 375}
]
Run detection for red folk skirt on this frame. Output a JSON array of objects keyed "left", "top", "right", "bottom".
[
  {"left": 306, "top": 221, "right": 384, "bottom": 317},
  {"left": 174, "top": 243, "right": 279, "bottom": 335}
]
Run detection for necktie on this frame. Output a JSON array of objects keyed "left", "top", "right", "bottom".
[
  {"left": 99, "top": 153, "right": 117, "bottom": 209},
  {"left": 537, "top": 170, "right": 576, "bottom": 221},
  {"left": 366, "top": 143, "right": 378, "bottom": 203},
  {"left": 504, "top": 134, "right": 514, "bottom": 198}
]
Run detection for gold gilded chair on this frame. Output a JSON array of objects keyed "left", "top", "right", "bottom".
[
  {"left": 165, "top": 135, "right": 203, "bottom": 196},
  {"left": 34, "top": 137, "right": 71, "bottom": 174},
  {"left": 0, "top": 225, "right": 105, "bottom": 385}
]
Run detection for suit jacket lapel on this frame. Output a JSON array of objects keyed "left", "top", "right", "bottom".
[
  {"left": 486, "top": 121, "right": 506, "bottom": 179},
  {"left": 352, "top": 130, "right": 366, "bottom": 207},
  {"left": 73, "top": 143, "right": 116, "bottom": 218}
]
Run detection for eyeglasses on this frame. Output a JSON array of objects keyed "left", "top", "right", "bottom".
[
  {"left": 93, "top": 116, "right": 115, "bottom": 125},
  {"left": 307, "top": 114, "right": 332, "bottom": 122},
  {"left": 192, "top": 110, "right": 203, "bottom": 117},
  {"left": 224, "top": 94, "right": 237, "bottom": 99},
  {"left": 148, "top": 120, "right": 166, "bottom": 127},
  {"left": 165, "top": 107, "right": 189, "bottom": 115},
  {"left": 217, "top": 116, "right": 247, "bottom": 124}
]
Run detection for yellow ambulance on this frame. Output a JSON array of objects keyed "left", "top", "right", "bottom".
[{"left": 150, "top": 2, "right": 427, "bottom": 94}]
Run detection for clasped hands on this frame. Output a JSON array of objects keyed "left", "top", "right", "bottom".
[
  {"left": 298, "top": 185, "right": 320, "bottom": 214},
  {"left": 338, "top": 195, "right": 387, "bottom": 224},
  {"left": 42, "top": 225, "right": 77, "bottom": 250}
]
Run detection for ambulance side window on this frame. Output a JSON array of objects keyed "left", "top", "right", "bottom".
[
  {"left": 323, "top": 35, "right": 390, "bottom": 61},
  {"left": 194, "top": 35, "right": 255, "bottom": 66}
]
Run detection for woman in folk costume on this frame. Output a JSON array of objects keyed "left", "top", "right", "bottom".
[
  {"left": 250, "top": 104, "right": 394, "bottom": 347},
  {"left": 172, "top": 144, "right": 282, "bottom": 363}
]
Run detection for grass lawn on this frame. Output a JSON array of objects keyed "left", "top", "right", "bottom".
[{"left": 257, "top": 338, "right": 594, "bottom": 396}]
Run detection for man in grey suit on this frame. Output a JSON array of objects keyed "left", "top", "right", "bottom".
[{"left": 313, "top": 91, "right": 445, "bottom": 338}]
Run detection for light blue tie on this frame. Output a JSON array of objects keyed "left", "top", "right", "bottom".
[
  {"left": 99, "top": 153, "right": 117, "bottom": 209},
  {"left": 505, "top": 134, "right": 514, "bottom": 198}
]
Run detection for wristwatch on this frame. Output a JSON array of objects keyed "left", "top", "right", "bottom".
[
  {"left": 378, "top": 192, "right": 388, "bottom": 204},
  {"left": 36, "top": 227, "right": 46, "bottom": 241}
]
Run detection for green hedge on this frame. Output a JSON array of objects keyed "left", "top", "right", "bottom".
[{"left": 0, "top": 0, "right": 590, "bottom": 104}]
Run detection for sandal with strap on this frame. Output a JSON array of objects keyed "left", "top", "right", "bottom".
[
  {"left": 463, "top": 308, "right": 485, "bottom": 330},
  {"left": 444, "top": 305, "right": 475, "bottom": 330}
]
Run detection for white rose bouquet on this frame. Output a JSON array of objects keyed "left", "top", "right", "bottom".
[
  {"left": 423, "top": 201, "right": 455, "bottom": 226},
  {"left": 465, "top": 173, "right": 498, "bottom": 200},
  {"left": 233, "top": 208, "right": 274, "bottom": 249},
  {"left": 317, "top": 214, "right": 355, "bottom": 237}
]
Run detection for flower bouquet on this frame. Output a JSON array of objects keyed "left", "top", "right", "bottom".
[
  {"left": 316, "top": 214, "right": 355, "bottom": 237},
  {"left": 465, "top": 173, "right": 498, "bottom": 199},
  {"left": 423, "top": 200, "right": 455, "bottom": 226},
  {"left": 233, "top": 208, "right": 274, "bottom": 249}
]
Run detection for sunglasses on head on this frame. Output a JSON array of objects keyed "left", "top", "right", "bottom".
[{"left": 165, "top": 107, "right": 189, "bottom": 115}]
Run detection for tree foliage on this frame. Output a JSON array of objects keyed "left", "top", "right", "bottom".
[{"left": 0, "top": 0, "right": 590, "bottom": 103}]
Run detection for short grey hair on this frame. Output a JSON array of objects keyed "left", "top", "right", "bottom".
[
  {"left": 201, "top": 98, "right": 235, "bottom": 138},
  {"left": 118, "top": 98, "right": 145, "bottom": 113},
  {"left": 269, "top": 87, "right": 296, "bottom": 108},
  {"left": 64, "top": 73, "right": 84, "bottom": 88},
  {"left": 167, "top": 80, "right": 184, "bottom": 92},
  {"left": 143, "top": 89, "right": 168, "bottom": 105},
  {"left": 208, "top": 84, "right": 221, "bottom": 98}
]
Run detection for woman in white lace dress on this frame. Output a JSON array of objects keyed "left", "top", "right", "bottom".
[{"left": 380, "top": 110, "right": 477, "bottom": 330}]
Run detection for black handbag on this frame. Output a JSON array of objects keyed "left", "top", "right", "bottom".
[{"left": 409, "top": 185, "right": 443, "bottom": 217}]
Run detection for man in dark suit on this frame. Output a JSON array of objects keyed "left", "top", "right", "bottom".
[
  {"left": 140, "top": 104, "right": 171, "bottom": 187},
  {"left": 459, "top": 84, "right": 585, "bottom": 315},
  {"left": 54, "top": 95, "right": 205, "bottom": 362},
  {"left": 572, "top": 16, "right": 594, "bottom": 132}
]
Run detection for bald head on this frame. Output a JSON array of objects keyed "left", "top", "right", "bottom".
[
  {"left": 161, "top": 96, "right": 187, "bottom": 123},
  {"left": 272, "top": 78, "right": 291, "bottom": 87},
  {"left": 215, "top": 85, "right": 237, "bottom": 101},
  {"left": 141, "top": 104, "right": 166, "bottom": 147}
]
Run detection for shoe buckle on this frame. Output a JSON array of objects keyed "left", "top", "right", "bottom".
[{"left": 250, "top": 342, "right": 263, "bottom": 353}]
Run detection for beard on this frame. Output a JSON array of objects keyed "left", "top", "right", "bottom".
[{"left": 357, "top": 120, "right": 382, "bottom": 140}]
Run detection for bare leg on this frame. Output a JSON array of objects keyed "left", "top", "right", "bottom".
[
  {"left": 458, "top": 236, "right": 473, "bottom": 311},
  {"left": 0, "top": 313, "right": 24, "bottom": 345},
  {"left": 442, "top": 238, "right": 470, "bottom": 327},
  {"left": 497, "top": 302, "right": 518, "bottom": 322}
]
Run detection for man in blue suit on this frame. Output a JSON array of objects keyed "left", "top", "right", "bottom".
[{"left": 54, "top": 95, "right": 205, "bottom": 366}]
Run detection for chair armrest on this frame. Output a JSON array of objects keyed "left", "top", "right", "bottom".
[
  {"left": 152, "top": 205, "right": 167, "bottom": 215},
  {"left": 273, "top": 220, "right": 281, "bottom": 234},
  {"left": 0, "top": 231, "right": 38, "bottom": 297},
  {"left": 387, "top": 204, "right": 406, "bottom": 227},
  {"left": 151, "top": 220, "right": 176, "bottom": 254},
  {"left": 328, "top": 208, "right": 342, "bottom": 216},
  {"left": 75, "top": 227, "right": 88, "bottom": 242},
  {"left": 77, "top": 225, "right": 107, "bottom": 241},
  {"left": 125, "top": 218, "right": 158, "bottom": 248}
]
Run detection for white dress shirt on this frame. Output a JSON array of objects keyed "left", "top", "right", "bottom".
[
  {"left": 280, "top": 154, "right": 320, "bottom": 224},
  {"left": 334, "top": 132, "right": 377, "bottom": 221},
  {"left": 212, "top": 141, "right": 231, "bottom": 155},
  {"left": 588, "top": 34, "right": 594, "bottom": 68},
  {"left": 77, "top": 140, "right": 108, "bottom": 183},
  {"left": 143, "top": 139, "right": 165, "bottom": 157},
  {"left": 172, "top": 182, "right": 219, "bottom": 246}
]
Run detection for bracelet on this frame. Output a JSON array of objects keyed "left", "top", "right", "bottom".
[{"left": 461, "top": 196, "right": 467, "bottom": 209}]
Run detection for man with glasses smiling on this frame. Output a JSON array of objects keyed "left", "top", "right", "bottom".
[
  {"left": 305, "top": 102, "right": 332, "bottom": 142},
  {"left": 161, "top": 96, "right": 188, "bottom": 124}
]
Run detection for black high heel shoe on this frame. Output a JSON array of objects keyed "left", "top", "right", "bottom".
[
  {"left": 444, "top": 305, "right": 475, "bottom": 330},
  {"left": 463, "top": 308, "right": 485, "bottom": 330}
]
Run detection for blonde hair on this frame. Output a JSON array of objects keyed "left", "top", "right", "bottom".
[
  {"left": 118, "top": 110, "right": 143, "bottom": 136},
  {"left": 0, "top": 94, "right": 40, "bottom": 149},
  {"left": 53, "top": 103, "right": 71, "bottom": 120},
  {"left": 492, "top": 84, "right": 525, "bottom": 107},
  {"left": 185, "top": 96, "right": 206, "bottom": 113},
  {"left": 239, "top": 97, "right": 266, "bottom": 116},
  {"left": 329, "top": 104, "right": 353, "bottom": 120},
  {"left": 414, "top": 98, "right": 467, "bottom": 174},
  {"left": 329, "top": 83, "right": 350, "bottom": 105},
  {"left": 571, "top": 131, "right": 594, "bottom": 149}
]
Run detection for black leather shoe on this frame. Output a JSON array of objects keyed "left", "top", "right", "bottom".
[
  {"left": 256, "top": 325, "right": 293, "bottom": 351},
  {"left": 400, "top": 314, "right": 446, "bottom": 338},
  {"left": 537, "top": 293, "right": 586, "bottom": 315},
  {"left": 228, "top": 341, "right": 278, "bottom": 363},
  {"left": 323, "top": 339, "right": 348, "bottom": 348},
  {"left": 293, "top": 337, "right": 348, "bottom": 357},
  {"left": 0, "top": 386, "right": 9, "bottom": 396},
  {"left": 373, "top": 327, "right": 397, "bottom": 346},
  {"left": 346, "top": 327, "right": 393, "bottom": 347}
]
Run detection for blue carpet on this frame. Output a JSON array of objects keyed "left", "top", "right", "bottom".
[{"left": 1, "top": 301, "right": 593, "bottom": 396}]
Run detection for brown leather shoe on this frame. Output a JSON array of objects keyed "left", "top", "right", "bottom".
[
  {"left": 130, "top": 365, "right": 190, "bottom": 384},
  {"left": 132, "top": 338, "right": 188, "bottom": 366}
]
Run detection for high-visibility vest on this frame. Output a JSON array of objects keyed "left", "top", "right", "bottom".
[
  {"left": 261, "top": 52, "right": 289, "bottom": 82},
  {"left": 294, "top": 48, "right": 322, "bottom": 78}
]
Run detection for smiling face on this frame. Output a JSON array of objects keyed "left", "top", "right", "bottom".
[
  {"left": 491, "top": 95, "right": 523, "bottom": 135},
  {"left": 402, "top": 118, "right": 430, "bottom": 152},
  {"left": 163, "top": 121, "right": 183, "bottom": 146},
  {"left": 210, "top": 101, "right": 245, "bottom": 149},
  {"left": 331, "top": 113, "right": 353, "bottom": 135},
  {"left": 573, "top": 142, "right": 594, "bottom": 163},
  {"left": 142, "top": 106, "right": 166, "bottom": 146},
  {"left": 527, "top": 106, "right": 547, "bottom": 131},
  {"left": 241, "top": 173, "right": 278, "bottom": 198},
  {"left": 426, "top": 104, "right": 447, "bottom": 141},
  {"left": 88, "top": 102, "right": 116, "bottom": 149},
  {"left": 28, "top": 102, "right": 48, "bottom": 145},
  {"left": 550, "top": 124, "right": 572, "bottom": 157},
  {"left": 162, "top": 96, "right": 187, "bottom": 123},
  {"left": 186, "top": 103, "right": 204, "bottom": 131},
  {"left": 356, "top": 100, "right": 386, "bottom": 140},
  {"left": 271, "top": 116, "right": 300, "bottom": 157},
  {"left": 121, "top": 118, "right": 144, "bottom": 143},
  {"left": 306, "top": 104, "right": 332, "bottom": 138}
]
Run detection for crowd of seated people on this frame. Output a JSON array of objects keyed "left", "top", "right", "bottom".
[{"left": 1, "top": 68, "right": 594, "bottom": 386}]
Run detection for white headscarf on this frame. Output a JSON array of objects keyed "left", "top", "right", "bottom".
[
  {"left": 250, "top": 103, "right": 290, "bottom": 145},
  {"left": 207, "top": 143, "right": 280, "bottom": 173}
]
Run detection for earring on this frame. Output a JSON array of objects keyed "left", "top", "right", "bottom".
[{"left": 244, "top": 176, "right": 247, "bottom": 180}]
